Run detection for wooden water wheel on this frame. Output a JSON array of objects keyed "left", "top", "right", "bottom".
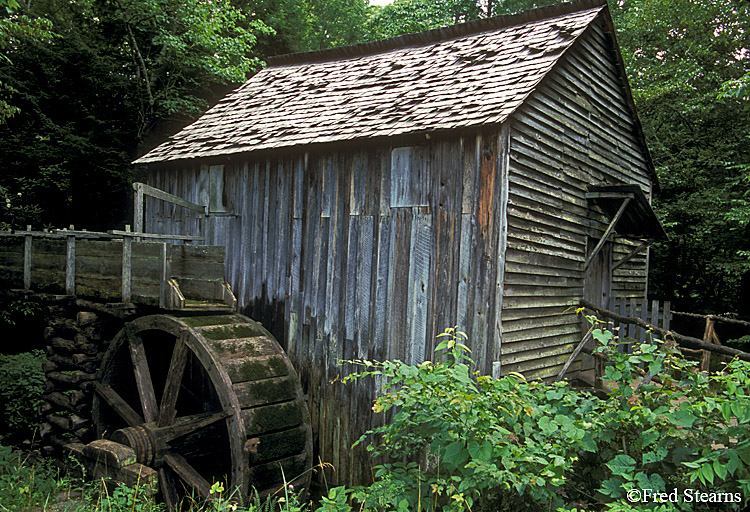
[{"left": 87, "top": 313, "right": 312, "bottom": 509}]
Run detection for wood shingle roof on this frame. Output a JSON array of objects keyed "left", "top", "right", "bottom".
[{"left": 136, "top": 1, "right": 607, "bottom": 164}]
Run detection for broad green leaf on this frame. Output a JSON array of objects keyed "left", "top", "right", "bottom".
[
  {"left": 643, "top": 446, "right": 668, "bottom": 465},
  {"left": 599, "top": 478, "right": 624, "bottom": 498},
  {"left": 714, "top": 459, "right": 727, "bottom": 480},
  {"left": 604, "top": 367, "right": 623, "bottom": 381},
  {"left": 443, "top": 441, "right": 469, "bottom": 468},
  {"left": 701, "top": 463, "right": 715, "bottom": 485},
  {"left": 641, "top": 429, "right": 660, "bottom": 447},
  {"left": 722, "top": 402, "right": 733, "bottom": 424},
  {"left": 728, "top": 452, "right": 742, "bottom": 475},
  {"left": 739, "top": 447, "right": 750, "bottom": 466},
  {"left": 670, "top": 409, "right": 697, "bottom": 428},
  {"left": 606, "top": 454, "right": 636, "bottom": 477},
  {"left": 580, "top": 433, "right": 597, "bottom": 453}
]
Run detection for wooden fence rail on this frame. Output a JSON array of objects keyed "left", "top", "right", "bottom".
[
  {"left": 580, "top": 300, "right": 750, "bottom": 362},
  {"left": 607, "top": 296, "right": 671, "bottom": 350},
  {"left": 671, "top": 311, "right": 750, "bottom": 371}
]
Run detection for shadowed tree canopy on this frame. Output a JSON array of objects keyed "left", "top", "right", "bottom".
[
  {"left": 244, "top": 0, "right": 370, "bottom": 55},
  {"left": 364, "top": 0, "right": 558, "bottom": 40},
  {"left": 0, "top": 0, "right": 269, "bottom": 230}
]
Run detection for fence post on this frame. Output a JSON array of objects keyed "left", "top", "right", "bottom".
[
  {"left": 639, "top": 300, "right": 649, "bottom": 343},
  {"left": 134, "top": 183, "right": 144, "bottom": 242},
  {"left": 122, "top": 225, "right": 132, "bottom": 302},
  {"left": 23, "top": 225, "right": 32, "bottom": 290},
  {"left": 65, "top": 225, "right": 76, "bottom": 295},
  {"left": 159, "top": 242, "right": 170, "bottom": 308}
]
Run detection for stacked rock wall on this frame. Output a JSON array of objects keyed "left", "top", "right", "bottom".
[{"left": 16, "top": 293, "right": 144, "bottom": 457}]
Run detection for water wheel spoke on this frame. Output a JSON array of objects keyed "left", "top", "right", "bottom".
[
  {"left": 128, "top": 333, "right": 159, "bottom": 423},
  {"left": 159, "top": 468, "right": 179, "bottom": 511},
  {"left": 93, "top": 382, "right": 144, "bottom": 426},
  {"left": 164, "top": 453, "right": 212, "bottom": 498},
  {"left": 161, "top": 410, "right": 232, "bottom": 443},
  {"left": 157, "top": 333, "right": 190, "bottom": 427}
]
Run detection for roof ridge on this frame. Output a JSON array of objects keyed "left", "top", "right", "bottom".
[{"left": 266, "top": 0, "right": 606, "bottom": 67}]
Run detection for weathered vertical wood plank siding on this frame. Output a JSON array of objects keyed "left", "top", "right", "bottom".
[
  {"left": 501, "top": 20, "right": 652, "bottom": 380},
  {"left": 145, "top": 129, "right": 507, "bottom": 485}
]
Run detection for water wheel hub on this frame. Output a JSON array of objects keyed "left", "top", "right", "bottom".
[{"left": 112, "top": 425, "right": 157, "bottom": 466}]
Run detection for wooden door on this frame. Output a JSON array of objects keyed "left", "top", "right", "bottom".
[{"left": 581, "top": 238, "right": 613, "bottom": 374}]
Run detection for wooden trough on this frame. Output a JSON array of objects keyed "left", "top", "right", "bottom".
[{"left": 0, "top": 227, "right": 235, "bottom": 310}]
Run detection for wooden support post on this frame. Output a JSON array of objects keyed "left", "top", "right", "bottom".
[
  {"left": 639, "top": 300, "right": 649, "bottom": 344},
  {"left": 612, "top": 239, "right": 652, "bottom": 271},
  {"left": 701, "top": 316, "right": 717, "bottom": 371},
  {"left": 556, "top": 326, "right": 594, "bottom": 382},
  {"left": 492, "top": 361, "right": 501, "bottom": 379},
  {"left": 122, "top": 225, "right": 132, "bottom": 303},
  {"left": 584, "top": 197, "right": 631, "bottom": 271},
  {"left": 66, "top": 225, "right": 76, "bottom": 295},
  {"left": 23, "top": 225, "right": 32, "bottom": 290},
  {"left": 651, "top": 300, "right": 659, "bottom": 338},
  {"left": 134, "top": 183, "right": 144, "bottom": 242},
  {"left": 159, "top": 243, "right": 169, "bottom": 308},
  {"left": 617, "top": 298, "right": 628, "bottom": 352}
]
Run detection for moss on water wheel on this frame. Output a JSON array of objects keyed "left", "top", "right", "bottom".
[{"left": 91, "top": 314, "right": 312, "bottom": 509}]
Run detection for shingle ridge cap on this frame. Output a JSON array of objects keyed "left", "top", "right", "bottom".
[{"left": 266, "top": 0, "right": 606, "bottom": 67}]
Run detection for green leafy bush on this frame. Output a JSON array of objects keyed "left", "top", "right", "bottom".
[
  {"left": 590, "top": 328, "right": 750, "bottom": 507},
  {"left": 345, "top": 328, "right": 599, "bottom": 511},
  {"left": 0, "top": 350, "right": 46, "bottom": 441},
  {"left": 344, "top": 324, "right": 750, "bottom": 511},
  {"left": 0, "top": 443, "right": 58, "bottom": 511}
]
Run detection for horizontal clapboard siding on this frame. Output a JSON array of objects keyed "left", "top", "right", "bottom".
[
  {"left": 501, "top": 19, "right": 652, "bottom": 381},
  {"left": 145, "top": 129, "right": 506, "bottom": 487}
]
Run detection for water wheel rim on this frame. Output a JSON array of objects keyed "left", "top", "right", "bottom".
[{"left": 93, "top": 314, "right": 247, "bottom": 506}]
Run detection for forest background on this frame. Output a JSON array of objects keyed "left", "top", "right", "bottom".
[{"left": 1, "top": 0, "right": 748, "bottom": 317}]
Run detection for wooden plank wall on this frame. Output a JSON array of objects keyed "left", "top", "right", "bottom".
[
  {"left": 145, "top": 129, "right": 507, "bottom": 486},
  {"left": 502, "top": 18, "right": 653, "bottom": 380}
]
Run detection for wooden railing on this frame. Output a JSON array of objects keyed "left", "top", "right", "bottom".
[
  {"left": 579, "top": 300, "right": 750, "bottom": 363},
  {"left": 132, "top": 182, "right": 207, "bottom": 237},
  {"left": 671, "top": 311, "right": 750, "bottom": 370}
]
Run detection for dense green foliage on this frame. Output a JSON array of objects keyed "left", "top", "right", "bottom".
[
  {"left": 0, "top": 350, "right": 46, "bottom": 442},
  {"left": 0, "top": 445, "right": 365, "bottom": 511},
  {"left": 246, "top": 0, "right": 370, "bottom": 54},
  {"left": 341, "top": 326, "right": 750, "bottom": 511},
  {"left": 364, "top": 0, "right": 560, "bottom": 40},
  {"left": 0, "top": 0, "right": 269, "bottom": 230}
]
